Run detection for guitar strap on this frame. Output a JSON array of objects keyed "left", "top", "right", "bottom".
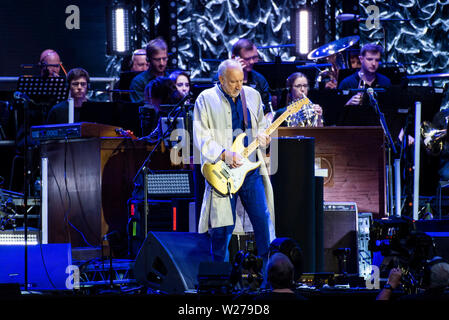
[{"left": 240, "top": 87, "right": 248, "bottom": 129}]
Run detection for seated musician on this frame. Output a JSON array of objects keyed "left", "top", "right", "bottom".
[
  {"left": 169, "top": 70, "right": 191, "bottom": 100},
  {"left": 338, "top": 43, "right": 391, "bottom": 106},
  {"left": 130, "top": 48, "right": 149, "bottom": 72},
  {"left": 113, "top": 49, "right": 149, "bottom": 102},
  {"left": 47, "top": 68, "right": 90, "bottom": 124},
  {"left": 320, "top": 50, "right": 361, "bottom": 89},
  {"left": 129, "top": 38, "right": 170, "bottom": 103},
  {"left": 39, "top": 49, "right": 63, "bottom": 78},
  {"left": 271, "top": 72, "right": 323, "bottom": 127},
  {"left": 333, "top": 43, "right": 393, "bottom": 127},
  {"left": 140, "top": 76, "right": 182, "bottom": 142}
]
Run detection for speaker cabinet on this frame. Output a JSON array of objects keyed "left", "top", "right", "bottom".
[
  {"left": 128, "top": 199, "right": 194, "bottom": 257},
  {"left": 133, "top": 232, "right": 213, "bottom": 294},
  {"left": 323, "top": 202, "right": 358, "bottom": 274},
  {"left": 271, "top": 136, "right": 318, "bottom": 272}
]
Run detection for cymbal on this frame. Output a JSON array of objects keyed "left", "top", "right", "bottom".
[{"left": 307, "top": 35, "right": 360, "bottom": 60}]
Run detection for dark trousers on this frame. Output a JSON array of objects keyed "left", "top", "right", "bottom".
[{"left": 209, "top": 169, "right": 271, "bottom": 262}]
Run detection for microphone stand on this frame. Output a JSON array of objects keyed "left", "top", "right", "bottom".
[
  {"left": 14, "top": 94, "right": 31, "bottom": 290},
  {"left": 368, "top": 91, "right": 398, "bottom": 217},
  {"left": 132, "top": 93, "right": 193, "bottom": 238}
]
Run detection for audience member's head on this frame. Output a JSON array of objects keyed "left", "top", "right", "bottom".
[
  {"left": 266, "top": 252, "right": 295, "bottom": 290},
  {"left": 425, "top": 257, "right": 449, "bottom": 289}
]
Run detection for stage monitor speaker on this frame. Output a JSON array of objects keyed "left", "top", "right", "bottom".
[
  {"left": 271, "top": 136, "right": 317, "bottom": 272},
  {"left": 323, "top": 202, "right": 358, "bottom": 274},
  {"left": 133, "top": 232, "right": 213, "bottom": 294},
  {"left": 0, "top": 243, "right": 72, "bottom": 290}
]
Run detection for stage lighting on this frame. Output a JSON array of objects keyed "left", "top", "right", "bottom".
[
  {"left": 292, "top": 8, "right": 313, "bottom": 57},
  {"left": 107, "top": 4, "right": 131, "bottom": 55},
  {"left": 146, "top": 170, "right": 194, "bottom": 198}
]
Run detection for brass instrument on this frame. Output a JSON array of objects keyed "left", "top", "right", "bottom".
[
  {"left": 285, "top": 95, "right": 320, "bottom": 127},
  {"left": 421, "top": 120, "right": 447, "bottom": 155}
]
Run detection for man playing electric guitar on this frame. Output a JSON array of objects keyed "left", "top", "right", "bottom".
[{"left": 193, "top": 59, "right": 275, "bottom": 264}]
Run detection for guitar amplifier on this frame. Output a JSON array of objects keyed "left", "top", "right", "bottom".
[{"left": 323, "top": 202, "right": 358, "bottom": 274}]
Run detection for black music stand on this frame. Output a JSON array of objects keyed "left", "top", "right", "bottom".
[
  {"left": 16, "top": 76, "right": 68, "bottom": 106},
  {"left": 15, "top": 76, "right": 68, "bottom": 290},
  {"left": 79, "top": 101, "right": 142, "bottom": 136}
]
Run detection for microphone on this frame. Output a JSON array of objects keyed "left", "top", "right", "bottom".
[
  {"left": 366, "top": 88, "right": 379, "bottom": 113},
  {"left": 366, "top": 88, "right": 376, "bottom": 103},
  {"left": 175, "top": 91, "right": 193, "bottom": 108},
  {"left": 13, "top": 91, "right": 31, "bottom": 101}
]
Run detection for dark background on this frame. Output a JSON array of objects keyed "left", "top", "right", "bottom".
[{"left": 0, "top": 0, "right": 108, "bottom": 80}]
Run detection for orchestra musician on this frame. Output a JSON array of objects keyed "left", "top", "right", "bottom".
[
  {"left": 338, "top": 43, "right": 391, "bottom": 106},
  {"left": 39, "top": 49, "right": 64, "bottom": 78},
  {"left": 271, "top": 72, "right": 323, "bottom": 127},
  {"left": 47, "top": 68, "right": 90, "bottom": 124},
  {"left": 130, "top": 38, "right": 170, "bottom": 103}
]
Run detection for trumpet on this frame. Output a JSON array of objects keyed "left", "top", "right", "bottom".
[{"left": 421, "top": 120, "right": 447, "bottom": 155}]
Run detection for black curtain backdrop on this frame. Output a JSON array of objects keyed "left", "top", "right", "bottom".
[{"left": 0, "top": 0, "right": 108, "bottom": 80}]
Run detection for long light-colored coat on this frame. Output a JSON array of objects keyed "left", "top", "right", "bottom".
[{"left": 193, "top": 84, "right": 275, "bottom": 240}]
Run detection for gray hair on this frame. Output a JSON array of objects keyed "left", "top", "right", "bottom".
[
  {"left": 430, "top": 260, "right": 449, "bottom": 289},
  {"left": 217, "top": 59, "right": 243, "bottom": 78}
]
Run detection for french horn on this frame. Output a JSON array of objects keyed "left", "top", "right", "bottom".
[{"left": 421, "top": 121, "right": 447, "bottom": 155}]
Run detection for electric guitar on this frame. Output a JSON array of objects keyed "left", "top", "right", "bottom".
[{"left": 202, "top": 97, "right": 311, "bottom": 196}]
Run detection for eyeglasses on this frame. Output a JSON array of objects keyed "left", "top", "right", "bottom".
[
  {"left": 240, "top": 55, "right": 259, "bottom": 62},
  {"left": 71, "top": 81, "right": 88, "bottom": 87},
  {"left": 293, "top": 84, "right": 309, "bottom": 89}
]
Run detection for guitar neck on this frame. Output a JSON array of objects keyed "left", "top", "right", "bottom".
[{"left": 242, "top": 98, "right": 309, "bottom": 158}]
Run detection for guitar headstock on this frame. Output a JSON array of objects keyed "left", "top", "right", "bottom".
[
  {"left": 285, "top": 97, "right": 318, "bottom": 126},
  {"left": 286, "top": 97, "right": 311, "bottom": 115}
]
